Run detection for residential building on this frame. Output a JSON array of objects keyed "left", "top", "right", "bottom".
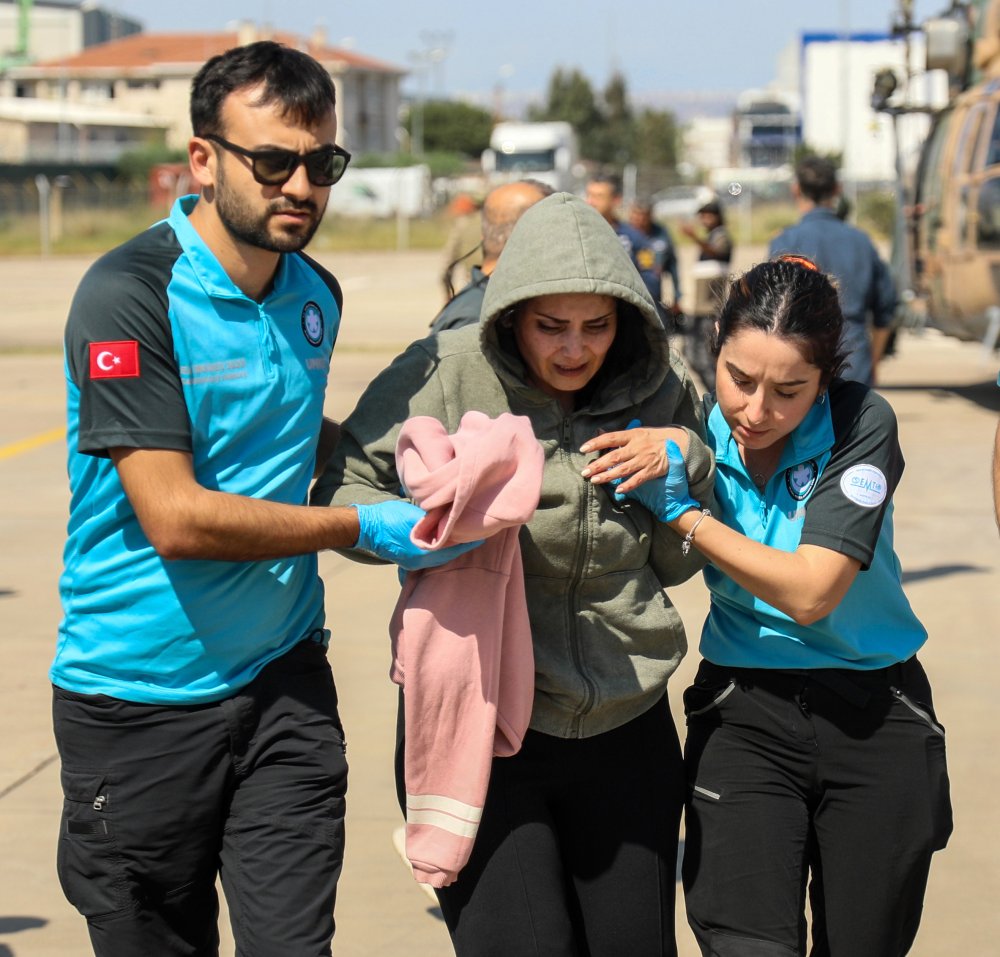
[{"left": 2, "top": 25, "right": 406, "bottom": 155}]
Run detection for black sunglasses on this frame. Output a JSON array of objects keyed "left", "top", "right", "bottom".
[{"left": 203, "top": 134, "right": 351, "bottom": 187}]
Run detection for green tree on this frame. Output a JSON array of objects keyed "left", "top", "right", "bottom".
[
  {"left": 633, "top": 108, "right": 679, "bottom": 170},
  {"left": 116, "top": 144, "right": 187, "bottom": 183},
  {"left": 405, "top": 99, "right": 494, "bottom": 158},
  {"left": 529, "top": 67, "right": 603, "bottom": 154},
  {"left": 589, "top": 71, "right": 634, "bottom": 165},
  {"left": 529, "top": 66, "right": 679, "bottom": 176}
]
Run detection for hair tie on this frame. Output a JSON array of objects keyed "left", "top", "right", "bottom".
[{"left": 776, "top": 254, "right": 819, "bottom": 272}]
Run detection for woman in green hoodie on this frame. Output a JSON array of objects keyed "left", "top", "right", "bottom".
[{"left": 314, "top": 192, "right": 713, "bottom": 956}]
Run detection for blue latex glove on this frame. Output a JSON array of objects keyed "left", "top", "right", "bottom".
[
  {"left": 352, "top": 500, "right": 483, "bottom": 571},
  {"left": 622, "top": 439, "right": 699, "bottom": 522}
]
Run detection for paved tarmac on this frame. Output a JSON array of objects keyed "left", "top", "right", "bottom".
[{"left": 0, "top": 245, "right": 998, "bottom": 956}]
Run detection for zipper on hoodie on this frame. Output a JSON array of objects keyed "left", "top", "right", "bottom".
[
  {"left": 559, "top": 416, "right": 574, "bottom": 449},
  {"left": 561, "top": 414, "right": 597, "bottom": 734}
]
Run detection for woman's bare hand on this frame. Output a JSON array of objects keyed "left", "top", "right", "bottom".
[{"left": 579, "top": 426, "right": 689, "bottom": 495}]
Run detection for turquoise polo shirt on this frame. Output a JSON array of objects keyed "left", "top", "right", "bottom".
[
  {"left": 700, "top": 378, "right": 926, "bottom": 670},
  {"left": 54, "top": 196, "right": 341, "bottom": 703}
]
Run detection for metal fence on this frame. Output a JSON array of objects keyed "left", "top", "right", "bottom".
[{"left": 0, "top": 176, "right": 150, "bottom": 219}]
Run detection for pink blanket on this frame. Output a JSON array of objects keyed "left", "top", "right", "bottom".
[{"left": 390, "top": 411, "right": 544, "bottom": 887}]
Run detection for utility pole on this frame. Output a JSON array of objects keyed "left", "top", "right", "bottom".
[{"left": 408, "top": 31, "right": 453, "bottom": 157}]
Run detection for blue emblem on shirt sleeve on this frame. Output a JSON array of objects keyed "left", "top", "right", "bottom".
[{"left": 301, "top": 302, "right": 324, "bottom": 347}]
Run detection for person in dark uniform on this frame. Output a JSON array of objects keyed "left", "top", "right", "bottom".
[
  {"left": 586, "top": 173, "right": 666, "bottom": 322},
  {"left": 770, "top": 156, "right": 897, "bottom": 386},
  {"left": 628, "top": 199, "right": 683, "bottom": 320}
]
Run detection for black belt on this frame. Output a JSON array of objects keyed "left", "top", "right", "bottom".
[{"left": 704, "top": 660, "right": 911, "bottom": 711}]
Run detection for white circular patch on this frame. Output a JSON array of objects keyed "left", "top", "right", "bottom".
[{"left": 839, "top": 464, "right": 888, "bottom": 508}]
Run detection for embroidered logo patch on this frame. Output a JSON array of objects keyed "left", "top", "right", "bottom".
[
  {"left": 89, "top": 340, "right": 140, "bottom": 379},
  {"left": 840, "top": 464, "right": 887, "bottom": 508},
  {"left": 785, "top": 459, "right": 818, "bottom": 501},
  {"left": 301, "top": 301, "right": 324, "bottom": 347}
]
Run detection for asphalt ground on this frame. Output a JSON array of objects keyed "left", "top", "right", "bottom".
[{"left": 0, "top": 245, "right": 998, "bottom": 956}]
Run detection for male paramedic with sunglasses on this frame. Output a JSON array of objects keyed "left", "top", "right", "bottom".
[{"left": 52, "top": 40, "right": 477, "bottom": 957}]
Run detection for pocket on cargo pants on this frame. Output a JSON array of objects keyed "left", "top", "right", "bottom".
[{"left": 57, "top": 766, "right": 130, "bottom": 919}]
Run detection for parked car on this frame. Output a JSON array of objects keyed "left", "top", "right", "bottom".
[{"left": 651, "top": 184, "right": 715, "bottom": 221}]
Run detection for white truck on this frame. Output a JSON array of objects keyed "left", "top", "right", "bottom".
[{"left": 481, "top": 121, "right": 582, "bottom": 193}]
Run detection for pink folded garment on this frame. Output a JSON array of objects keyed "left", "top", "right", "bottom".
[{"left": 390, "top": 410, "right": 544, "bottom": 887}]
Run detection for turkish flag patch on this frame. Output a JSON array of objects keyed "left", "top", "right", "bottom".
[{"left": 89, "top": 340, "right": 140, "bottom": 379}]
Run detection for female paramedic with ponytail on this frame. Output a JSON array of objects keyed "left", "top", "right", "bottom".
[{"left": 582, "top": 255, "right": 952, "bottom": 957}]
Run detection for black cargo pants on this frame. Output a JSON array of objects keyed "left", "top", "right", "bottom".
[
  {"left": 681, "top": 657, "right": 952, "bottom": 957},
  {"left": 52, "top": 638, "right": 349, "bottom": 957}
]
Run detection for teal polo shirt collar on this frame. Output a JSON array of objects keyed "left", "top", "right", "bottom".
[
  {"left": 707, "top": 396, "right": 834, "bottom": 478},
  {"left": 167, "top": 195, "right": 290, "bottom": 302}
]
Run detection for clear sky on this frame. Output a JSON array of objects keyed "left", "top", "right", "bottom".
[{"left": 108, "top": 0, "right": 944, "bottom": 101}]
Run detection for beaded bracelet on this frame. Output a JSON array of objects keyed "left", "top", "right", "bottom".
[{"left": 681, "top": 508, "right": 711, "bottom": 557}]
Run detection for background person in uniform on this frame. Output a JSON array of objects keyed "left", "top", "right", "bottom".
[
  {"left": 586, "top": 173, "right": 665, "bottom": 320},
  {"left": 52, "top": 40, "right": 476, "bottom": 957},
  {"left": 629, "top": 199, "right": 682, "bottom": 319},
  {"left": 769, "top": 155, "right": 897, "bottom": 387},
  {"left": 430, "top": 179, "right": 552, "bottom": 334},
  {"left": 316, "top": 193, "right": 715, "bottom": 956},
  {"left": 680, "top": 200, "right": 732, "bottom": 392},
  {"left": 440, "top": 192, "right": 483, "bottom": 302},
  {"left": 585, "top": 255, "right": 952, "bottom": 957}
]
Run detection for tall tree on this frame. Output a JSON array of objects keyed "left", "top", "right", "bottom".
[
  {"left": 407, "top": 99, "right": 494, "bottom": 157},
  {"left": 633, "top": 108, "right": 679, "bottom": 170},
  {"left": 529, "top": 68, "right": 603, "bottom": 156},
  {"left": 529, "top": 66, "right": 680, "bottom": 176},
  {"left": 589, "top": 71, "right": 635, "bottom": 165}
]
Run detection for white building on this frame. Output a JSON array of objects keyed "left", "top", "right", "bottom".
[
  {"left": 795, "top": 32, "right": 949, "bottom": 183},
  {"left": 683, "top": 116, "right": 733, "bottom": 174}
]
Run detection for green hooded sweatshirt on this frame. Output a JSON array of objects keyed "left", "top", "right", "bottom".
[{"left": 315, "top": 192, "right": 715, "bottom": 738}]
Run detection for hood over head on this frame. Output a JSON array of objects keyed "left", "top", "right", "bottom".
[{"left": 479, "top": 191, "right": 671, "bottom": 408}]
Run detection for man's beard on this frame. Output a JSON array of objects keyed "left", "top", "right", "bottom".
[{"left": 214, "top": 164, "right": 327, "bottom": 253}]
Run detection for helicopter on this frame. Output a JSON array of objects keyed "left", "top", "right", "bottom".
[{"left": 882, "top": 0, "right": 1000, "bottom": 344}]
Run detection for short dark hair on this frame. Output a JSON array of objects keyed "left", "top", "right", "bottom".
[
  {"left": 713, "top": 257, "right": 846, "bottom": 384},
  {"left": 589, "top": 172, "right": 622, "bottom": 196},
  {"left": 795, "top": 156, "right": 839, "bottom": 204},
  {"left": 190, "top": 41, "right": 337, "bottom": 137},
  {"left": 697, "top": 200, "right": 723, "bottom": 221}
]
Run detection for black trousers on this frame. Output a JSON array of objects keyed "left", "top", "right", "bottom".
[
  {"left": 397, "top": 696, "right": 686, "bottom": 957},
  {"left": 681, "top": 657, "right": 952, "bottom": 957},
  {"left": 52, "top": 639, "right": 349, "bottom": 957}
]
